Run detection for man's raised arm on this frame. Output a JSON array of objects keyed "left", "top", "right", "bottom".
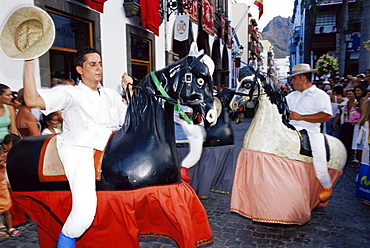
[{"left": 23, "top": 60, "right": 46, "bottom": 110}]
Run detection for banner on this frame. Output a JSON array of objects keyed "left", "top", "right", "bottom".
[
  {"left": 227, "top": 25, "right": 232, "bottom": 49},
  {"left": 186, "top": 0, "right": 198, "bottom": 24},
  {"left": 221, "top": 15, "right": 226, "bottom": 44},
  {"left": 174, "top": 15, "right": 189, "bottom": 42},
  {"left": 140, "top": 0, "right": 160, "bottom": 36},
  {"left": 202, "top": 0, "right": 214, "bottom": 36}
]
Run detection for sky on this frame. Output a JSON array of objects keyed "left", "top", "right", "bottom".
[{"left": 235, "top": 0, "right": 295, "bottom": 29}]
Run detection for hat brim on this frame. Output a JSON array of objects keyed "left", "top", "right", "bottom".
[
  {"left": 286, "top": 69, "right": 318, "bottom": 79},
  {"left": 0, "top": 6, "right": 55, "bottom": 60}
]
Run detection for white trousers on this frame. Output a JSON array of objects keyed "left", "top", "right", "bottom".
[
  {"left": 309, "top": 132, "right": 332, "bottom": 189},
  {"left": 179, "top": 122, "right": 205, "bottom": 169},
  {"left": 57, "top": 138, "right": 97, "bottom": 238}
]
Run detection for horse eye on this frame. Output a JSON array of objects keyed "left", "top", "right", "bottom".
[
  {"left": 243, "top": 82, "right": 252, "bottom": 89},
  {"left": 197, "top": 78, "right": 205, "bottom": 86}
]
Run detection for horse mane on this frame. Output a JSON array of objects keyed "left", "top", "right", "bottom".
[
  {"left": 256, "top": 69, "right": 295, "bottom": 130},
  {"left": 122, "top": 56, "right": 193, "bottom": 133}
]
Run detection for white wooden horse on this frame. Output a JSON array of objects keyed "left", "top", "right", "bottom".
[{"left": 230, "top": 66, "right": 347, "bottom": 170}]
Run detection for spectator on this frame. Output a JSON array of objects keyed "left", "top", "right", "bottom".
[
  {"left": 62, "top": 79, "right": 76, "bottom": 86},
  {"left": 356, "top": 99, "right": 370, "bottom": 206},
  {"left": 51, "top": 78, "right": 62, "bottom": 87},
  {"left": 1, "top": 134, "right": 27, "bottom": 228},
  {"left": 15, "top": 88, "right": 40, "bottom": 137},
  {"left": 351, "top": 85, "right": 367, "bottom": 166},
  {"left": 326, "top": 86, "right": 345, "bottom": 138},
  {"left": 0, "top": 84, "right": 18, "bottom": 142},
  {"left": 41, "top": 112, "right": 62, "bottom": 135},
  {"left": 339, "top": 89, "right": 358, "bottom": 161},
  {"left": 0, "top": 146, "right": 21, "bottom": 238},
  {"left": 10, "top": 91, "right": 21, "bottom": 112}
]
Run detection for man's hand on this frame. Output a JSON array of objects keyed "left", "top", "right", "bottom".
[
  {"left": 289, "top": 110, "right": 302, "bottom": 121},
  {"left": 121, "top": 73, "right": 133, "bottom": 91},
  {"left": 289, "top": 110, "right": 331, "bottom": 123}
]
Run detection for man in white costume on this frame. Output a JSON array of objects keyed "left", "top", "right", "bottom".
[
  {"left": 23, "top": 47, "right": 132, "bottom": 247},
  {"left": 286, "top": 63, "right": 333, "bottom": 202}
]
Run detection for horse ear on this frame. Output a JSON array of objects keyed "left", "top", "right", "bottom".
[
  {"left": 202, "top": 55, "right": 215, "bottom": 76},
  {"left": 188, "top": 42, "right": 214, "bottom": 76},
  {"left": 188, "top": 42, "right": 199, "bottom": 57}
]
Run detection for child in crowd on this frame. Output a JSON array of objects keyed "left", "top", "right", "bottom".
[
  {"left": 0, "top": 146, "right": 20, "bottom": 238},
  {"left": 41, "top": 112, "right": 62, "bottom": 135},
  {"left": 2, "top": 134, "right": 27, "bottom": 227}
]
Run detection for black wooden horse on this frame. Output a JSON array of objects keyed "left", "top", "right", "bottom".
[
  {"left": 204, "top": 89, "right": 235, "bottom": 147},
  {"left": 7, "top": 51, "right": 216, "bottom": 192}
]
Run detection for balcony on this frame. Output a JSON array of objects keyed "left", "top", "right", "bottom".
[{"left": 312, "top": 32, "right": 337, "bottom": 50}]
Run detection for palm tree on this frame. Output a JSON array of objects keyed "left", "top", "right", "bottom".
[{"left": 359, "top": 0, "right": 370, "bottom": 73}]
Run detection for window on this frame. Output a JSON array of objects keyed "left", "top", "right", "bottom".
[
  {"left": 130, "top": 36, "right": 152, "bottom": 80},
  {"left": 47, "top": 9, "right": 94, "bottom": 84},
  {"left": 315, "top": 11, "right": 336, "bottom": 34},
  {"left": 126, "top": 24, "right": 155, "bottom": 81}
]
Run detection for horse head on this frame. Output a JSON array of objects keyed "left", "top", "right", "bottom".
[
  {"left": 229, "top": 65, "right": 294, "bottom": 130},
  {"left": 155, "top": 43, "right": 216, "bottom": 129},
  {"left": 229, "top": 65, "right": 261, "bottom": 112}
]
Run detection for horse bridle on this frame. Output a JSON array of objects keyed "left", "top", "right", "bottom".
[{"left": 234, "top": 74, "right": 263, "bottom": 100}]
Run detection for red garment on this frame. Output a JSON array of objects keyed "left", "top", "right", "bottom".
[
  {"left": 12, "top": 182, "right": 213, "bottom": 247},
  {"left": 85, "top": 0, "right": 106, "bottom": 13},
  {"left": 140, "top": 0, "right": 160, "bottom": 36},
  {"left": 9, "top": 194, "right": 27, "bottom": 226}
]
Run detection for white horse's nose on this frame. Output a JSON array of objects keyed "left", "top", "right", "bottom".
[{"left": 206, "top": 109, "right": 217, "bottom": 124}]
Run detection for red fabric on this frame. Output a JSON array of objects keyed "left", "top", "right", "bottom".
[
  {"left": 9, "top": 194, "right": 27, "bottom": 226},
  {"left": 201, "top": 0, "right": 214, "bottom": 36},
  {"left": 85, "top": 0, "right": 106, "bottom": 13},
  {"left": 187, "top": 0, "right": 198, "bottom": 24},
  {"left": 12, "top": 182, "right": 213, "bottom": 248},
  {"left": 140, "top": 0, "right": 160, "bottom": 36},
  {"left": 231, "top": 149, "right": 343, "bottom": 225}
]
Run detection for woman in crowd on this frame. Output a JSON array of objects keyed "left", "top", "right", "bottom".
[
  {"left": 15, "top": 88, "right": 40, "bottom": 137},
  {"left": 0, "top": 84, "right": 18, "bottom": 142},
  {"left": 350, "top": 85, "right": 368, "bottom": 166},
  {"left": 327, "top": 85, "right": 345, "bottom": 137},
  {"left": 339, "top": 89, "right": 358, "bottom": 161},
  {"left": 41, "top": 112, "right": 62, "bottom": 135}
]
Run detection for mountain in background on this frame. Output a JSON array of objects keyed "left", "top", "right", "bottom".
[{"left": 261, "top": 16, "right": 293, "bottom": 59}]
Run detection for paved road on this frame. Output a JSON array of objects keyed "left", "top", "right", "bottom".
[{"left": 1, "top": 119, "right": 369, "bottom": 247}]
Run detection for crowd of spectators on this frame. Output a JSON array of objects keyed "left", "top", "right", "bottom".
[{"left": 314, "top": 70, "right": 370, "bottom": 206}]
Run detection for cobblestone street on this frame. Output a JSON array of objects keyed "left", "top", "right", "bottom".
[{"left": 1, "top": 119, "right": 369, "bottom": 247}]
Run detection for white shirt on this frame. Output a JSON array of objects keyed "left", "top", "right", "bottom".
[
  {"left": 41, "top": 127, "right": 62, "bottom": 135},
  {"left": 286, "top": 85, "right": 332, "bottom": 133},
  {"left": 38, "top": 82, "right": 127, "bottom": 150}
]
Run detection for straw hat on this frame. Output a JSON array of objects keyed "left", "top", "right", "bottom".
[
  {"left": 0, "top": 6, "right": 55, "bottom": 60},
  {"left": 286, "top": 63, "right": 318, "bottom": 78}
]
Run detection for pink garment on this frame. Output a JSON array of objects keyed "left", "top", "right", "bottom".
[{"left": 230, "top": 149, "right": 343, "bottom": 225}]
